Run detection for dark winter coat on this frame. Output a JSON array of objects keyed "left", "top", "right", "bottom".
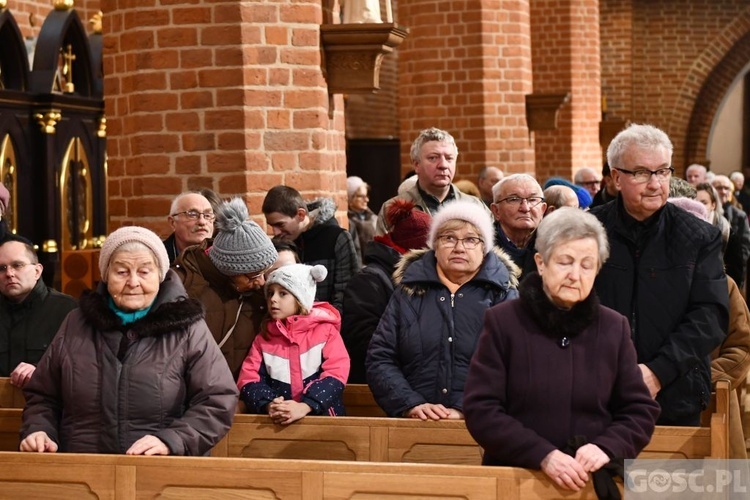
[
  {"left": 295, "top": 198, "right": 359, "bottom": 313},
  {"left": 591, "top": 196, "right": 728, "bottom": 423},
  {"left": 20, "top": 270, "right": 238, "bottom": 455},
  {"left": 366, "top": 247, "right": 520, "bottom": 417},
  {"left": 722, "top": 203, "right": 750, "bottom": 289},
  {"left": 464, "top": 272, "right": 659, "bottom": 468},
  {"left": 173, "top": 238, "right": 267, "bottom": 379},
  {"left": 0, "top": 278, "right": 77, "bottom": 376},
  {"left": 341, "top": 239, "right": 402, "bottom": 383}
]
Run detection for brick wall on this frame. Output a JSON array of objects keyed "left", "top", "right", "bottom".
[
  {"left": 100, "top": 0, "right": 347, "bottom": 235},
  {"left": 396, "top": 0, "right": 535, "bottom": 181},
  {"left": 601, "top": 0, "right": 750, "bottom": 172},
  {"left": 530, "top": 0, "right": 603, "bottom": 184}
]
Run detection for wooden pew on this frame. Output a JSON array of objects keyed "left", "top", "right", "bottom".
[
  {"left": 0, "top": 379, "right": 730, "bottom": 462},
  {"left": 211, "top": 414, "right": 482, "bottom": 464},
  {"left": 0, "top": 451, "right": 610, "bottom": 499}
]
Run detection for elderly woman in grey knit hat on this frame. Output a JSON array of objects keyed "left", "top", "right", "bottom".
[
  {"left": 20, "top": 226, "right": 238, "bottom": 456},
  {"left": 174, "top": 197, "right": 278, "bottom": 379}
]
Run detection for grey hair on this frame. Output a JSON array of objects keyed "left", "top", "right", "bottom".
[
  {"left": 606, "top": 123, "right": 673, "bottom": 171},
  {"left": 109, "top": 241, "right": 163, "bottom": 282},
  {"left": 409, "top": 127, "right": 458, "bottom": 163},
  {"left": 535, "top": 207, "right": 609, "bottom": 269},
  {"left": 573, "top": 167, "right": 599, "bottom": 184},
  {"left": 491, "top": 173, "right": 541, "bottom": 202},
  {"left": 169, "top": 191, "right": 210, "bottom": 216}
]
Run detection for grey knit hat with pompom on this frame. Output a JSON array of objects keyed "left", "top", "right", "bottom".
[
  {"left": 265, "top": 263, "right": 327, "bottom": 311},
  {"left": 209, "top": 197, "right": 278, "bottom": 276}
]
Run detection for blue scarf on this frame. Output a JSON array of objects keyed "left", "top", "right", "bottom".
[{"left": 108, "top": 297, "right": 152, "bottom": 325}]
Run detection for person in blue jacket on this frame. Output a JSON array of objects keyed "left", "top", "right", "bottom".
[{"left": 366, "top": 199, "right": 519, "bottom": 420}]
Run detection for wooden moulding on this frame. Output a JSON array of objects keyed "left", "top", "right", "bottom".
[
  {"left": 599, "top": 118, "right": 630, "bottom": 148},
  {"left": 320, "top": 23, "right": 408, "bottom": 94},
  {"left": 525, "top": 93, "right": 571, "bottom": 131}
]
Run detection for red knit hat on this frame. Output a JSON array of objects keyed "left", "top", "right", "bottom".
[{"left": 383, "top": 199, "right": 432, "bottom": 253}]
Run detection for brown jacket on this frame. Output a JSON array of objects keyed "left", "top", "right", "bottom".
[
  {"left": 711, "top": 276, "right": 750, "bottom": 458},
  {"left": 173, "top": 239, "right": 266, "bottom": 379}
]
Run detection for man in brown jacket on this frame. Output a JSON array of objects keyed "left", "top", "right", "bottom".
[
  {"left": 174, "top": 197, "right": 278, "bottom": 379},
  {"left": 712, "top": 276, "right": 750, "bottom": 458}
]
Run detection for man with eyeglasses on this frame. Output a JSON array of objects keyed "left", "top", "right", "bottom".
[
  {"left": 490, "top": 173, "right": 547, "bottom": 278},
  {"left": 591, "top": 123, "right": 728, "bottom": 427},
  {"left": 0, "top": 237, "right": 76, "bottom": 388},
  {"left": 163, "top": 192, "right": 215, "bottom": 264},
  {"left": 174, "top": 197, "right": 278, "bottom": 380},
  {"left": 376, "top": 127, "right": 490, "bottom": 234},
  {"left": 573, "top": 167, "right": 603, "bottom": 199},
  {"left": 712, "top": 174, "right": 750, "bottom": 289}
]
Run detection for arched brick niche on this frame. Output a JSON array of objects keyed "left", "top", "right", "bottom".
[{"left": 679, "top": 11, "right": 750, "bottom": 171}]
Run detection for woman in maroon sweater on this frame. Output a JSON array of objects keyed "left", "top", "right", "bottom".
[{"left": 464, "top": 207, "right": 659, "bottom": 492}]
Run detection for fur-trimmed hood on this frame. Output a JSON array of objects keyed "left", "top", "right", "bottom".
[
  {"left": 392, "top": 246, "right": 520, "bottom": 297},
  {"left": 79, "top": 269, "right": 205, "bottom": 338},
  {"left": 306, "top": 197, "right": 337, "bottom": 227}
]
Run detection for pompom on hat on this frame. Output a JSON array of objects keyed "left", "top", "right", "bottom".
[
  {"left": 99, "top": 226, "right": 170, "bottom": 282},
  {"left": 209, "top": 197, "right": 278, "bottom": 276},
  {"left": 427, "top": 200, "right": 495, "bottom": 255},
  {"left": 384, "top": 199, "right": 431, "bottom": 252},
  {"left": 265, "top": 263, "right": 328, "bottom": 312}
]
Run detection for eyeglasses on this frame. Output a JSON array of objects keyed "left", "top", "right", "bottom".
[
  {"left": 0, "top": 262, "right": 35, "bottom": 275},
  {"left": 579, "top": 181, "right": 602, "bottom": 187},
  {"left": 352, "top": 194, "right": 369, "bottom": 199},
  {"left": 437, "top": 235, "right": 484, "bottom": 250},
  {"left": 495, "top": 196, "right": 545, "bottom": 208},
  {"left": 614, "top": 167, "right": 673, "bottom": 184},
  {"left": 171, "top": 210, "right": 215, "bottom": 221}
]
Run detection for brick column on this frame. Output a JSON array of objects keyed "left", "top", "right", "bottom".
[
  {"left": 530, "top": 0, "right": 602, "bottom": 182},
  {"left": 396, "top": 0, "right": 535, "bottom": 179},
  {"left": 101, "top": 0, "right": 346, "bottom": 233}
]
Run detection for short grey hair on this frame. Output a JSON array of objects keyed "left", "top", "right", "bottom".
[
  {"left": 169, "top": 191, "right": 210, "bottom": 216},
  {"left": 409, "top": 127, "right": 458, "bottom": 163},
  {"left": 491, "top": 173, "right": 541, "bottom": 202},
  {"left": 606, "top": 123, "right": 673, "bottom": 171},
  {"left": 573, "top": 167, "right": 599, "bottom": 184},
  {"left": 535, "top": 207, "right": 609, "bottom": 269}
]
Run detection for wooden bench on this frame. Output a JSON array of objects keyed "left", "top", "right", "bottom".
[
  {"left": 0, "top": 451, "right": 610, "bottom": 499},
  {"left": 0, "top": 380, "right": 730, "bottom": 462}
]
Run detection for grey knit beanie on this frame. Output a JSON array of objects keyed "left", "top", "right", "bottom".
[
  {"left": 265, "top": 263, "right": 328, "bottom": 312},
  {"left": 209, "top": 197, "right": 278, "bottom": 276}
]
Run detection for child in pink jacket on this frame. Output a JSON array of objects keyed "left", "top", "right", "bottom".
[{"left": 237, "top": 264, "right": 350, "bottom": 424}]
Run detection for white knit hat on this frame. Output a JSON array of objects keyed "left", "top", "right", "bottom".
[
  {"left": 99, "top": 226, "right": 170, "bottom": 282},
  {"left": 427, "top": 200, "right": 495, "bottom": 255},
  {"left": 265, "top": 263, "right": 328, "bottom": 311}
]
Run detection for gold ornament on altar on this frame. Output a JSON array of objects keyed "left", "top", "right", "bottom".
[{"left": 54, "top": 0, "right": 74, "bottom": 11}]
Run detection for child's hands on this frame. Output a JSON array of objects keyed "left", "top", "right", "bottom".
[{"left": 269, "top": 399, "right": 312, "bottom": 425}]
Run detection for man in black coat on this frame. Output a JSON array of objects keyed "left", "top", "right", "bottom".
[
  {"left": 713, "top": 174, "right": 750, "bottom": 289},
  {"left": 0, "top": 238, "right": 77, "bottom": 388},
  {"left": 592, "top": 124, "right": 729, "bottom": 426}
]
